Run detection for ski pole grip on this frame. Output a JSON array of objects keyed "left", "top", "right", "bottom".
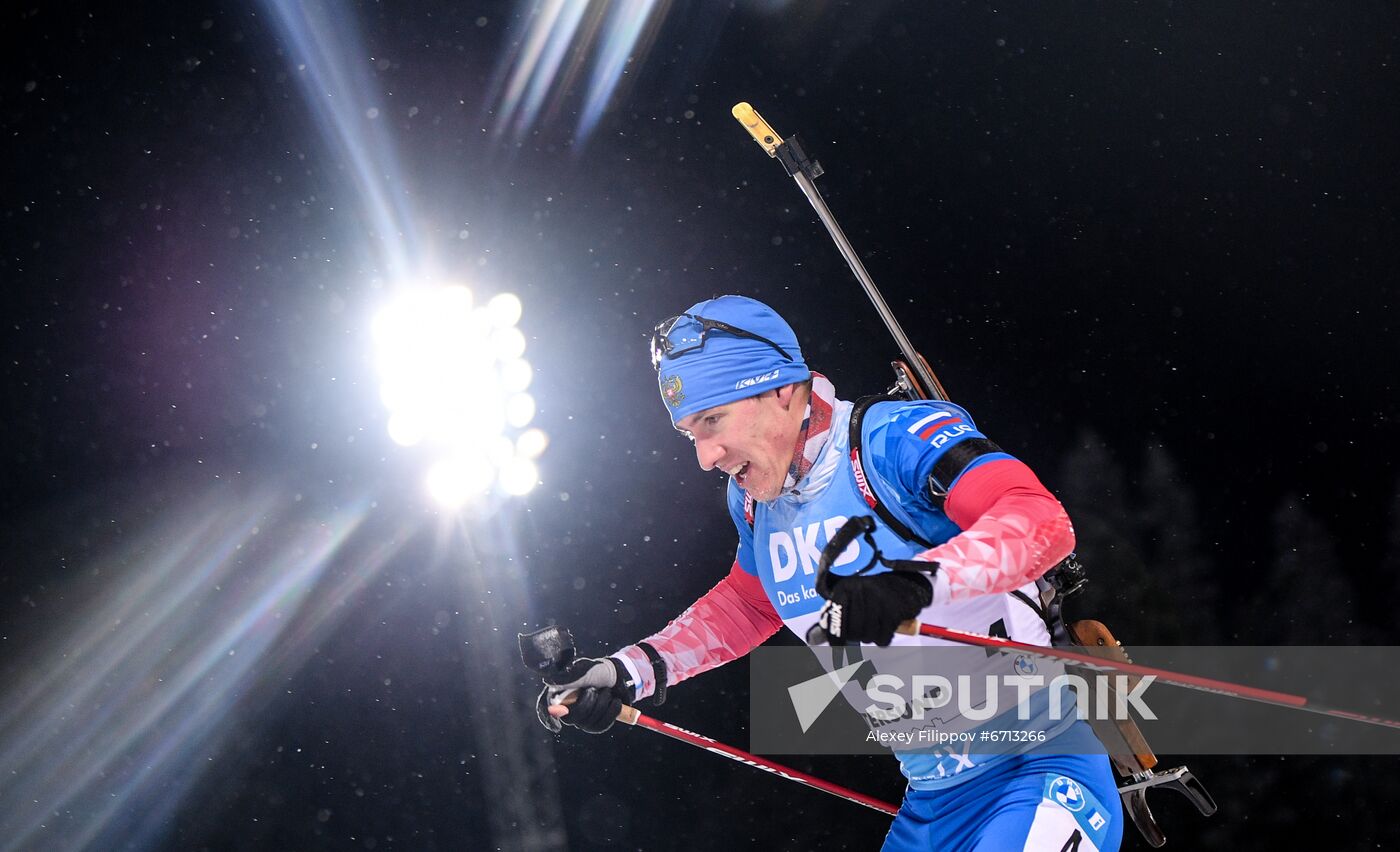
[
  {"left": 732, "top": 102, "right": 783, "bottom": 156},
  {"left": 896, "top": 619, "right": 920, "bottom": 637},
  {"left": 552, "top": 689, "right": 641, "bottom": 726}
]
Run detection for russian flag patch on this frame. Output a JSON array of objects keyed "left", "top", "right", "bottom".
[{"left": 907, "top": 411, "right": 971, "bottom": 444}]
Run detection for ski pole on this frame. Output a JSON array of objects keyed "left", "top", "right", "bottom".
[
  {"left": 520, "top": 626, "right": 899, "bottom": 817},
  {"left": 899, "top": 619, "right": 1400, "bottom": 731},
  {"left": 600, "top": 699, "right": 898, "bottom": 816},
  {"left": 732, "top": 101, "right": 949, "bottom": 402}
]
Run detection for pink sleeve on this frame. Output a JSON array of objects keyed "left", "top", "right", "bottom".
[
  {"left": 912, "top": 458, "right": 1076, "bottom": 603},
  {"left": 613, "top": 561, "right": 783, "bottom": 700}
]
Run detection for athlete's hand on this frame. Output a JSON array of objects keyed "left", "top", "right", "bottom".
[
  {"left": 535, "top": 656, "right": 634, "bottom": 734},
  {"left": 816, "top": 570, "right": 933, "bottom": 646}
]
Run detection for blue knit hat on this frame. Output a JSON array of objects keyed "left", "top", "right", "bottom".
[{"left": 652, "top": 295, "right": 811, "bottom": 426}]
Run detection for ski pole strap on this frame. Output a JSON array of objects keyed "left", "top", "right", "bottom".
[{"left": 637, "top": 641, "right": 668, "bottom": 706}]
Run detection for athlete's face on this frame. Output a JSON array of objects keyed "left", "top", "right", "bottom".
[{"left": 676, "top": 383, "right": 806, "bottom": 502}]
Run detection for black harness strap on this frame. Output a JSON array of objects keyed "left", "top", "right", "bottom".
[
  {"left": 848, "top": 395, "right": 934, "bottom": 549},
  {"left": 927, "top": 437, "right": 1003, "bottom": 511},
  {"left": 1010, "top": 589, "right": 1046, "bottom": 622}
]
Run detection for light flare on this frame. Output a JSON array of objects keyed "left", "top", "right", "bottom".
[
  {"left": 0, "top": 483, "right": 400, "bottom": 852},
  {"left": 484, "top": 0, "right": 672, "bottom": 150},
  {"left": 260, "top": 0, "right": 418, "bottom": 281}
]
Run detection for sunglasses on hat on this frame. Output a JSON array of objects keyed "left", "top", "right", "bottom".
[{"left": 650, "top": 312, "right": 794, "bottom": 370}]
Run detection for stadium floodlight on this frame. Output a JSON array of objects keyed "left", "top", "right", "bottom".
[
  {"left": 515, "top": 428, "right": 548, "bottom": 460},
  {"left": 426, "top": 454, "right": 495, "bottom": 509},
  {"left": 504, "top": 393, "right": 536, "bottom": 429},
  {"left": 491, "top": 326, "right": 527, "bottom": 360},
  {"left": 372, "top": 285, "right": 545, "bottom": 507},
  {"left": 498, "top": 458, "right": 540, "bottom": 497},
  {"left": 500, "top": 358, "right": 533, "bottom": 393},
  {"left": 386, "top": 411, "right": 429, "bottom": 448},
  {"left": 486, "top": 292, "right": 523, "bottom": 327}
]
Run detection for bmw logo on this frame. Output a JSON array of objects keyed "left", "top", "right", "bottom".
[
  {"left": 1050, "top": 776, "right": 1085, "bottom": 812},
  {"left": 1014, "top": 655, "right": 1037, "bottom": 676}
]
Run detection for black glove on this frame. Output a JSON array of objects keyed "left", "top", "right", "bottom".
[
  {"left": 816, "top": 570, "right": 934, "bottom": 646},
  {"left": 535, "top": 656, "right": 634, "bottom": 734}
]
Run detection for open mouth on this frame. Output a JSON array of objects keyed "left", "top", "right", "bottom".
[{"left": 730, "top": 462, "right": 751, "bottom": 486}]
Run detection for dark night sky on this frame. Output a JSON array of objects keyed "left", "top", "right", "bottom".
[{"left": 2, "top": 2, "right": 1398, "bottom": 850}]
